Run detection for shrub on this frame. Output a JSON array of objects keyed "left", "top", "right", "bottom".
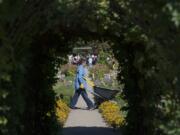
[
  {"left": 55, "top": 99, "right": 70, "bottom": 126},
  {"left": 99, "top": 101, "right": 125, "bottom": 128},
  {"left": 53, "top": 81, "right": 74, "bottom": 105},
  {"left": 89, "top": 64, "right": 110, "bottom": 80},
  {"left": 60, "top": 64, "right": 77, "bottom": 77}
]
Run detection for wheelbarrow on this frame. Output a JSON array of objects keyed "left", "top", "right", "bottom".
[{"left": 84, "top": 77, "right": 120, "bottom": 106}]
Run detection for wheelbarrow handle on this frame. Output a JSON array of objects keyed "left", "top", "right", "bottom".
[{"left": 83, "top": 77, "right": 95, "bottom": 87}]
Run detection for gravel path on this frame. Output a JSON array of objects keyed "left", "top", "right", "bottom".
[{"left": 62, "top": 92, "right": 120, "bottom": 135}]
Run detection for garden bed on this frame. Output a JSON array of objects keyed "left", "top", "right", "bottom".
[
  {"left": 99, "top": 101, "right": 126, "bottom": 128},
  {"left": 55, "top": 99, "right": 70, "bottom": 126}
]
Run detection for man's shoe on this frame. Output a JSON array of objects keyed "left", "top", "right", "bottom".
[
  {"left": 70, "top": 106, "right": 76, "bottom": 109},
  {"left": 88, "top": 106, "right": 96, "bottom": 111}
]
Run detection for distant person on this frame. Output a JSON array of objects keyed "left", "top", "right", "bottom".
[
  {"left": 77, "top": 54, "right": 80, "bottom": 62},
  {"left": 93, "top": 54, "right": 98, "bottom": 65},
  {"left": 88, "top": 57, "right": 93, "bottom": 67},
  {"left": 68, "top": 54, "right": 73, "bottom": 64},
  {"left": 72, "top": 54, "right": 78, "bottom": 65},
  {"left": 92, "top": 54, "right": 95, "bottom": 59},
  {"left": 70, "top": 58, "right": 95, "bottom": 110}
]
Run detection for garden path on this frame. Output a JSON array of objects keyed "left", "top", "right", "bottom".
[{"left": 62, "top": 92, "right": 120, "bottom": 135}]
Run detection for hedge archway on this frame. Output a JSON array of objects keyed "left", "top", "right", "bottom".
[{"left": 0, "top": 1, "right": 179, "bottom": 135}]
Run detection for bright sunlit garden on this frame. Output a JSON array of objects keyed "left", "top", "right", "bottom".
[{"left": 0, "top": 1, "right": 179, "bottom": 135}]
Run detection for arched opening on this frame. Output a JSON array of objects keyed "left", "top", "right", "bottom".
[{"left": 0, "top": 1, "right": 179, "bottom": 135}]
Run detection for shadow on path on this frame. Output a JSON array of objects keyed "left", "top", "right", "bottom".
[
  {"left": 63, "top": 127, "right": 121, "bottom": 135},
  {"left": 72, "top": 107, "right": 89, "bottom": 110}
]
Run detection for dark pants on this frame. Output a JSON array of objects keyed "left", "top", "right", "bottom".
[{"left": 70, "top": 89, "right": 94, "bottom": 109}]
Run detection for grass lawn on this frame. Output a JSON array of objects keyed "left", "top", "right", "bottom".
[{"left": 53, "top": 78, "right": 74, "bottom": 105}]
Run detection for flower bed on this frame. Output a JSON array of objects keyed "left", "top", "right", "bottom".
[
  {"left": 55, "top": 99, "right": 70, "bottom": 126},
  {"left": 99, "top": 101, "right": 125, "bottom": 128}
]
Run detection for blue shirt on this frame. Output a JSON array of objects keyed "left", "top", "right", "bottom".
[{"left": 74, "top": 65, "right": 87, "bottom": 90}]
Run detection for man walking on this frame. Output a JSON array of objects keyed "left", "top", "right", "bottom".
[{"left": 70, "top": 58, "right": 95, "bottom": 110}]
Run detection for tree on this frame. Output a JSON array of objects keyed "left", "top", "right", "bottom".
[{"left": 0, "top": 0, "right": 179, "bottom": 135}]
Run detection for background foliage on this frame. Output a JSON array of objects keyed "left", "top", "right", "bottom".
[{"left": 0, "top": 0, "right": 179, "bottom": 135}]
